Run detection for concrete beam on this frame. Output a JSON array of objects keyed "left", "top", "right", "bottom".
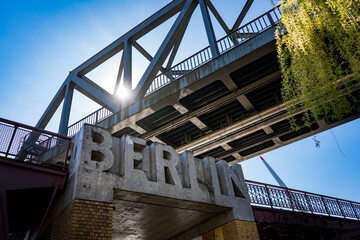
[
  {"left": 177, "top": 102, "right": 292, "bottom": 154},
  {"left": 236, "top": 94, "right": 256, "bottom": 112},
  {"left": 221, "top": 76, "right": 238, "bottom": 91},
  {"left": 189, "top": 117, "right": 209, "bottom": 131},
  {"left": 263, "top": 126, "right": 274, "bottom": 134},
  {"left": 140, "top": 70, "right": 281, "bottom": 140},
  {"left": 221, "top": 114, "right": 360, "bottom": 165},
  {"left": 221, "top": 143, "right": 232, "bottom": 151}
]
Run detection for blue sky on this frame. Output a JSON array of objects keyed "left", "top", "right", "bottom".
[{"left": 1, "top": 0, "right": 359, "bottom": 202}]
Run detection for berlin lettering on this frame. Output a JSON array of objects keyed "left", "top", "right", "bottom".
[{"left": 75, "top": 125, "right": 247, "bottom": 201}]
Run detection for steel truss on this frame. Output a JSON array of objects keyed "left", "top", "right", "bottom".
[{"left": 36, "top": 0, "right": 256, "bottom": 136}]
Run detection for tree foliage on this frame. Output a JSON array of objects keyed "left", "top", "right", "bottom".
[{"left": 276, "top": 0, "right": 360, "bottom": 129}]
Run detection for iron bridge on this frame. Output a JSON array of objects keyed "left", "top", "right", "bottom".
[{"left": 35, "top": 0, "right": 360, "bottom": 165}]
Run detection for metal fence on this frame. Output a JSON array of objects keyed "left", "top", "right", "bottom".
[
  {"left": 0, "top": 118, "right": 72, "bottom": 170},
  {"left": 246, "top": 180, "right": 360, "bottom": 220},
  {"left": 67, "top": 107, "right": 113, "bottom": 137},
  {"left": 146, "top": 7, "right": 281, "bottom": 94},
  {"left": 66, "top": 6, "right": 281, "bottom": 137}
]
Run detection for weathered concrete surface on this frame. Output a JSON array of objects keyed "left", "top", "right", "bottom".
[
  {"left": 56, "top": 124, "right": 255, "bottom": 239},
  {"left": 112, "top": 198, "right": 221, "bottom": 240}
]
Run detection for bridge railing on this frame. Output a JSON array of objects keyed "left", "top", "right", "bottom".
[
  {"left": 146, "top": 6, "right": 281, "bottom": 94},
  {"left": 246, "top": 180, "right": 360, "bottom": 220},
  {"left": 0, "top": 118, "right": 72, "bottom": 170},
  {"left": 65, "top": 6, "right": 281, "bottom": 137},
  {"left": 67, "top": 107, "right": 113, "bottom": 137}
]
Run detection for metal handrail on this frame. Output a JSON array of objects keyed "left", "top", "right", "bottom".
[
  {"left": 0, "top": 117, "right": 72, "bottom": 170},
  {"left": 66, "top": 6, "right": 281, "bottom": 137},
  {"left": 146, "top": 7, "right": 281, "bottom": 94},
  {"left": 67, "top": 107, "right": 113, "bottom": 137},
  {"left": 246, "top": 180, "right": 360, "bottom": 220}
]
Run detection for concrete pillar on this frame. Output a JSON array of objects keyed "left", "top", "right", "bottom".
[
  {"left": 50, "top": 198, "right": 113, "bottom": 240},
  {"left": 202, "top": 220, "right": 259, "bottom": 240}
]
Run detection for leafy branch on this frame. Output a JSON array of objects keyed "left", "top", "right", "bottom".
[{"left": 276, "top": 0, "right": 360, "bottom": 129}]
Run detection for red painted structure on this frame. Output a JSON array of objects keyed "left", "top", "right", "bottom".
[
  {"left": 1, "top": 117, "right": 360, "bottom": 239},
  {"left": 246, "top": 180, "right": 360, "bottom": 238},
  {"left": 0, "top": 118, "right": 71, "bottom": 239}
]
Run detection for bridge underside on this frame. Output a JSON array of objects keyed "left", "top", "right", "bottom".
[
  {"left": 112, "top": 190, "right": 228, "bottom": 239},
  {"left": 0, "top": 157, "right": 67, "bottom": 239},
  {"left": 253, "top": 206, "right": 360, "bottom": 240},
  {"left": 98, "top": 28, "right": 360, "bottom": 164}
]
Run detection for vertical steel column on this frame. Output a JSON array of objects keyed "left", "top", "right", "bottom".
[
  {"left": 58, "top": 82, "right": 74, "bottom": 136},
  {"left": 199, "top": 0, "right": 219, "bottom": 57},
  {"left": 123, "top": 40, "right": 132, "bottom": 93},
  {"left": 114, "top": 51, "right": 125, "bottom": 95}
]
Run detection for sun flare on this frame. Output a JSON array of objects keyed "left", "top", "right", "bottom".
[{"left": 116, "top": 86, "right": 130, "bottom": 100}]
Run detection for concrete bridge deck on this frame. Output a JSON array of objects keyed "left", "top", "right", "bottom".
[{"left": 95, "top": 26, "right": 359, "bottom": 164}]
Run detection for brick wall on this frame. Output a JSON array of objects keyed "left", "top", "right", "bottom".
[
  {"left": 51, "top": 199, "right": 113, "bottom": 240},
  {"left": 202, "top": 230, "right": 216, "bottom": 240},
  {"left": 202, "top": 220, "right": 259, "bottom": 240}
]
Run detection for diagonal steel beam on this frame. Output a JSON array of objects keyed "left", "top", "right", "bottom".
[
  {"left": 132, "top": 0, "right": 198, "bottom": 102},
  {"left": 133, "top": 41, "right": 166, "bottom": 73},
  {"left": 205, "top": 0, "right": 231, "bottom": 34},
  {"left": 232, "top": 0, "right": 254, "bottom": 31},
  {"left": 165, "top": 23, "right": 187, "bottom": 70},
  {"left": 36, "top": 81, "right": 67, "bottom": 130},
  {"left": 72, "top": 76, "right": 120, "bottom": 112},
  {"left": 74, "top": 0, "right": 186, "bottom": 77}
]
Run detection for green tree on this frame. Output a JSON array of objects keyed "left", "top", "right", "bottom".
[{"left": 276, "top": 0, "right": 360, "bottom": 129}]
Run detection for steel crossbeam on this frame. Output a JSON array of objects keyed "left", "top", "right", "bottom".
[{"left": 34, "top": 0, "right": 256, "bottom": 135}]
